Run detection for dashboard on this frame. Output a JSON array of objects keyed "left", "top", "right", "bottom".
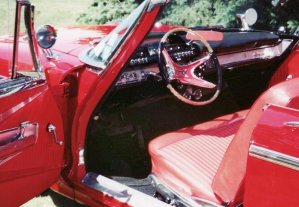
[{"left": 115, "top": 31, "right": 294, "bottom": 87}]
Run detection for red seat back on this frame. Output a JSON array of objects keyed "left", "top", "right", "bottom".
[{"left": 212, "top": 78, "right": 299, "bottom": 205}]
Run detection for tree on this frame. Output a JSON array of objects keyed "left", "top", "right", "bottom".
[
  {"left": 161, "top": 0, "right": 249, "bottom": 28},
  {"left": 78, "top": 0, "right": 299, "bottom": 33},
  {"left": 243, "top": 0, "right": 299, "bottom": 33},
  {"left": 160, "top": 0, "right": 298, "bottom": 32},
  {"left": 271, "top": 0, "right": 299, "bottom": 32},
  {"left": 77, "top": 0, "right": 137, "bottom": 25}
]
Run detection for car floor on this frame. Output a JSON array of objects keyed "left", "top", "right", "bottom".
[{"left": 85, "top": 83, "right": 241, "bottom": 179}]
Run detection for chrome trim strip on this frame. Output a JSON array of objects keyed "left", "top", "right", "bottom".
[{"left": 249, "top": 145, "right": 299, "bottom": 171}]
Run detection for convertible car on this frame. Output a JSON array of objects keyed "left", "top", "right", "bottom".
[{"left": 0, "top": 0, "right": 299, "bottom": 206}]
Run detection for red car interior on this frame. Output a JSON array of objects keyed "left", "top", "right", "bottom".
[
  {"left": 149, "top": 111, "right": 247, "bottom": 204},
  {"left": 1, "top": 0, "right": 299, "bottom": 206},
  {"left": 149, "top": 77, "right": 299, "bottom": 206}
]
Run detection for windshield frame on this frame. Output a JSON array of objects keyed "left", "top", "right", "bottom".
[{"left": 79, "top": 0, "right": 150, "bottom": 70}]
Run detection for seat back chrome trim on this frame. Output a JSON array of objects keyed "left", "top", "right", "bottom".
[{"left": 249, "top": 144, "right": 299, "bottom": 171}]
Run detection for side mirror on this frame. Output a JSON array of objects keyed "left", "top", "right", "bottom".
[
  {"left": 36, "top": 25, "right": 57, "bottom": 49},
  {"left": 278, "top": 26, "right": 286, "bottom": 33},
  {"left": 237, "top": 8, "right": 258, "bottom": 30}
]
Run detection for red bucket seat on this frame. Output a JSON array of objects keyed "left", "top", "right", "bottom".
[{"left": 149, "top": 78, "right": 299, "bottom": 206}]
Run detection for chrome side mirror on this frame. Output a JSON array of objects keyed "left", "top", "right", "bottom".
[
  {"left": 237, "top": 8, "right": 258, "bottom": 30},
  {"left": 278, "top": 26, "right": 286, "bottom": 33},
  {"left": 36, "top": 25, "right": 57, "bottom": 49}
]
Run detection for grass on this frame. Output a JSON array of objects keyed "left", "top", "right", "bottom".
[
  {"left": 1, "top": 0, "right": 91, "bottom": 206},
  {"left": 21, "top": 190, "right": 85, "bottom": 207},
  {"left": 0, "top": 0, "right": 92, "bottom": 35}
]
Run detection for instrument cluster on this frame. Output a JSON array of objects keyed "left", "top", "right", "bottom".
[
  {"left": 129, "top": 41, "right": 200, "bottom": 66},
  {"left": 116, "top": 40, "right": 202, "bottom": 87}
]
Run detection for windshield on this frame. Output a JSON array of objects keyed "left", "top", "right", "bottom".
[
  {"left": 80, "top": 0, "right": 148, "bottom": 69},
  {"left": 80, "top": 0, "right": 298, "bottom": 69}
]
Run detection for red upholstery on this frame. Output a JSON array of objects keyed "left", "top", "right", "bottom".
[
  {"left": 149, "top": 78, "right": 299, "bottom": 206},
  {"left": 149, "top": 110, "right": 248, "bottom": 204}
]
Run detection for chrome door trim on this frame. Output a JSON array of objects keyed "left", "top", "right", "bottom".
[
  {"left": 249, "top": 144, "right": 299, "bottom": 171},
  {"left": 0, "top": 122, "right": 38, "bottom": 146}
]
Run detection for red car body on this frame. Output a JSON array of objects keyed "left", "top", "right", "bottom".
[{"left": 0, "top": 0, "right": 299, "bottom": 206}]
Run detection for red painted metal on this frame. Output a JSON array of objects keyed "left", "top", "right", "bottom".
[
  {"left": 0, "top": 84, "right": 65, "bottom": 207},
  {"left": 245, "top": 105, "right": 299, "bottom": 207}
]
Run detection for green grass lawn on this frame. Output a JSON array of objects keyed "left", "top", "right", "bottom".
[
  {"left": 21, "top": 190, "right": 85, "bottom": 207},
  {"left": 1, "top": 0, "right": 91, "bottom": 206},
  {"left": 0, "top": 0, "right": 92, "bottom": 35}
]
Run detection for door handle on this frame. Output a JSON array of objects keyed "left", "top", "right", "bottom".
[
  {"left": 0, "top": 122, "right": 38, "bottom": 160},
  {"left": 0, "top": 121, "right": 35, "bottom": 146},
  {"left": 284, "top": 121, "right": 299, "bottom": 127},
  {"left": 47, "top": 124, "right": 63, "bottom": 145}
]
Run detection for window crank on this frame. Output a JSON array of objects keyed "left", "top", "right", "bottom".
[{"left": 47, "top": 124, "right": 63, "bottom": 145}]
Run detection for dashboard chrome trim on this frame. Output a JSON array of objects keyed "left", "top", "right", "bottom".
[
  {"left": 249, "top": 144, "right": 299, "bottom": 171},
  {"left": 218, "top": 39, "right": 293, "bottom": 68},
  {"left": 118, "top": 38, "right": 295, "bottom": 86}
]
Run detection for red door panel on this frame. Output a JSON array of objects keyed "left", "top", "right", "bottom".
[
  {"left": 245, "top": 105, "right": 299, "bottom": 207},
  {"left": 0, "top": 84, "right": 64, "bottom": 207}
]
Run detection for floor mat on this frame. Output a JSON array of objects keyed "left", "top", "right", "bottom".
[{"left": 112, "top": 176, "right": 156, "bottom": 196}]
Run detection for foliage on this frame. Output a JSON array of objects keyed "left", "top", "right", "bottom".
[
  {"left": 271, "top": 0, "right": 299, "bottom": 32},
  {"left": 77, "top": 0, "right": 137, "bottom": 24},
  {"left": 245, "top": 0, "right": 299, "bottom": 32},
  {"left": 161, "top": 0, "right": 299, "bottom": 32},
  {"left": 78, "top": 0, "right": 299, "bottom": 33},
  {"left": 161, "top": 0, "right": 249, "bottom": 28}
]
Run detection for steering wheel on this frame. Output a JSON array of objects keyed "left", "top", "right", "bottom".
[{"left": 158, "top": 28, "right": 222, "bottom": 106}]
